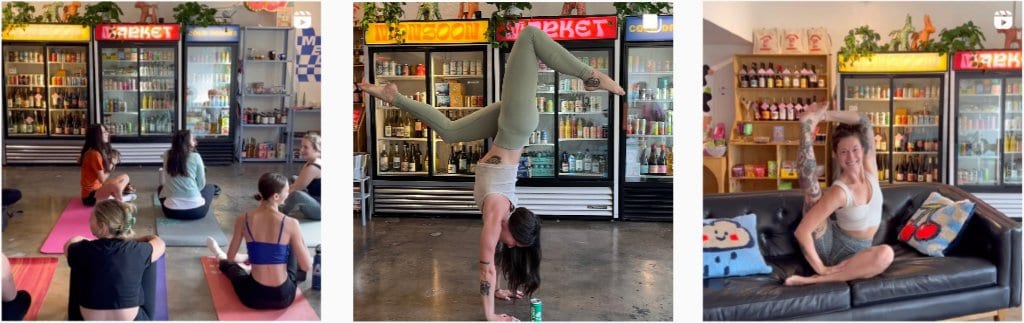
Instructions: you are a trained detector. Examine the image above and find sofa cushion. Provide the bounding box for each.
[850,244,997,307]
[703,272,850,320]
[898,192,976,257]
[703,213,773,278]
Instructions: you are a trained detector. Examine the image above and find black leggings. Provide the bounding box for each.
[157,184,215,220]
[219,253,304,310]
[67,261,155,321]
[2,290,31,320]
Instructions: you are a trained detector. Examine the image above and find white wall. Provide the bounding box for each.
[704,1,1023,130]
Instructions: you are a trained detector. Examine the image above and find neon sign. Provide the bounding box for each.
[96,24,180,41]
[497,16,618,41]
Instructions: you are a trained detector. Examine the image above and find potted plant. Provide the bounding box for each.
[838,25,883,68]
[612,2,673,28]
[173,2,219,28]
[922,21,986,54]
[416,2,441,21]
[359,2,407,44]
[77,1,124,27]
[2,2,38,33]
[704,122,727,157]
[484,2,532,49]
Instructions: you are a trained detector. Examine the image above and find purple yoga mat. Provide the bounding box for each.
[40,198,96,254]
[155,256,168,320]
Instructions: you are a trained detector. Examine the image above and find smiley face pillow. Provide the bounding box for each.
[703,213,772,278]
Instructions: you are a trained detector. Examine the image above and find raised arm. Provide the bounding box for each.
[822,109,877,176]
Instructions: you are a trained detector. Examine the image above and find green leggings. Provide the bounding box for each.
[391,26,594,149]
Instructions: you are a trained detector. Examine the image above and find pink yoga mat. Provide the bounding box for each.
[40,198,96,254]
[9,257,58,321]
[200,256,319,321]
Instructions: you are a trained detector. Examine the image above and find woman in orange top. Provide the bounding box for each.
[79,125,132,206]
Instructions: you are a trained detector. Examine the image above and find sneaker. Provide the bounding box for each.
[121,193,138,202]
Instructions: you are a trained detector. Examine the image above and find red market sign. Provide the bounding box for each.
[96,24,180,41]
[954,50,1022,71]
[496,16,618,42]
[245,1,288,12]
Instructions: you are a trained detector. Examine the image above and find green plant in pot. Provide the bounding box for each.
[416,2,441,21]
[173,2,219,28]
[838,25,883,68]
[78,1,124,27]
[359,2,407,44]
[612,2,673,28]
[2,2,38,33]
[484,2,532,49]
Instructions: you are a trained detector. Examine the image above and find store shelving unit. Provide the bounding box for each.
[237,27,293,163]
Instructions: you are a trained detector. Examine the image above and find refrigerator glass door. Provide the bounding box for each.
[431,51,486,178]
[1003,77,1022,185]
[4,45,47,137]
[372,50,427,176]
[956,77,1001,186]
[844,77,894,182]
[139,47,176,136]
[46,45,89,137]
[891,76,942,184]
[186,46,232,138]
[556,50,611,179]
[624,46,673,182]
[100,47,140,137]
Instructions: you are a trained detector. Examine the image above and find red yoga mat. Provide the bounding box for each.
[200,256,319,321]
[8,257,59,320]
[40,198,96,254]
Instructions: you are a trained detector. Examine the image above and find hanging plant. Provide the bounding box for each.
[612,2,673,28]
[416,2,441,21]
[173,2,219,27]
[838,25,883,68]
[484,2,532,49]
[922,21,986,54]
[2,2,38,33]
[77,1,124,27]
[359,2,407,44]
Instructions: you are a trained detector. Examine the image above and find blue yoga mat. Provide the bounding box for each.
[155,256,168,320]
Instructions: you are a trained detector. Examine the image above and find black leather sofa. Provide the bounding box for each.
[703,183,1021,320]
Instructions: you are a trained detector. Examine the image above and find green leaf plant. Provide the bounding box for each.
[359,2,407,44]
[838,25,883,68]
[484,2,532,49]
[2,2,38,33]
[612,2,673,29]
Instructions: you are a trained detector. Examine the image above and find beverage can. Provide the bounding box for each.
[530,298,542,321]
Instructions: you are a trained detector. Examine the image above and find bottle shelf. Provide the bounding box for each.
[434,173,475,177]
[377,75,425,81]
[241,123,287,128]
[8,108,47,111]
[559,138,607,141]
[4,62,43,65]
[526,143,554,147]
[6,85,45,88]
[557,112,605,115]
[630,72,673,76]
[889,151,940,155]
[103,111,139,115]
[244,59,289,64]
[558,173,606,177]
[379,171,428,175]
[638,174,673,179]
[738,87,828,91]
[379,137,428,142]
[48,108,87,112]
[960,94,1002,98]
[47,85,87,88]
[433,74,483,79]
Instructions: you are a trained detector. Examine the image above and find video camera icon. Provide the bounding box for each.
[994,10,1014,30]
[294,11,312,29]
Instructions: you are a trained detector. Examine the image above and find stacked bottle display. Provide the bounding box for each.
[5,46,90,137]
[1007,79,1023,185]
[742,97,821,121]
[241,107,288,124]
[558,149,610,176]
[521,149,555,178]
[441,143,482,175]
[240,136,287,160]
[848,84,940,99]
[884,155,940,183]
[738,62,826,89]
[636,141,672,176]
[380,109,430,139]
[378,142,429,174]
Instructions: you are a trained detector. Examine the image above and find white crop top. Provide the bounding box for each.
[832,173,883,231]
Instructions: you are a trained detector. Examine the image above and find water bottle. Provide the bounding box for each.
[312,244,321,290]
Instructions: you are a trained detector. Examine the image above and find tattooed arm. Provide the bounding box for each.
[479,198,513,321]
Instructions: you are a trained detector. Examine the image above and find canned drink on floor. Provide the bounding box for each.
[530,298,542,321]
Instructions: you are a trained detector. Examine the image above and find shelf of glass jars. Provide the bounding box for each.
[376,75,425,81]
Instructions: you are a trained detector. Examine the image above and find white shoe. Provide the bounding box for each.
[206,237,226,260]
[121,193,138,202]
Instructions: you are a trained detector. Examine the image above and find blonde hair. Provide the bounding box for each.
[92,200,137,239]
[303,131,321,156]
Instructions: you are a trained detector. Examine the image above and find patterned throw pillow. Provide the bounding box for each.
[898,192,977,257]
[703,213,772,278]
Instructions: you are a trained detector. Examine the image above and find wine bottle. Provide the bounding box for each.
[648,145,658,175]
[658,144,668,175]
[561,151,570,173]
[458,144,468,174]
[379,145,390,172]
[391,144,401,171]
[448,146,458,174]
[468,146,477,174]
[400,143,410,172]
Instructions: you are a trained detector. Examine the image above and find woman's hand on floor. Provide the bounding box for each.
[495,289,524,301]
[488,313,519,321]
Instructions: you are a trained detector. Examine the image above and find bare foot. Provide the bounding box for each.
[783,275,816,286]
[206,237,226,260]
[585,69,625,96]
[359,82,399,104]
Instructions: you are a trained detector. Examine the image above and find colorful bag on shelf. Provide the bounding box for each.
[752,28,781,54]
[781,28,808,54]
[807,27,832,54]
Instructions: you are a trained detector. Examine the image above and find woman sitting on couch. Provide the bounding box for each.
[784,100,894,286]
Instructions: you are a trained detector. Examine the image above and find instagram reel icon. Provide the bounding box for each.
[994,10,1014,30]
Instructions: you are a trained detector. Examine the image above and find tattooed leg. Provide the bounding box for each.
[798,116,824,214]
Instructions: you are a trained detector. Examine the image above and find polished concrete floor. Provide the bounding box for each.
[1,164,320,320]
[353,217,674,321]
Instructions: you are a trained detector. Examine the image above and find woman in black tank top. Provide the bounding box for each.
[282,132,322,220]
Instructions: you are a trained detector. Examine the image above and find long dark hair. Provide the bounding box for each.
[79,124,113,171]
[497,207,542,297]
[166,130,193,177]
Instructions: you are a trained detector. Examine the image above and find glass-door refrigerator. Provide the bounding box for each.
[839,53,947,184]
[94,24,180,163]
[183,25,240,165]
[950,50,1022,193]
[619,15,673,221]
[496,16,620,218]
[2,24,92,164]
[369,48,431,178]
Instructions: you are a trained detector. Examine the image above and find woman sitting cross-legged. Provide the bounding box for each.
[207,173,313,309]
[65,200,165,321]
[79,124,135,206]
[158,130,216,220]
[281,132,321,221]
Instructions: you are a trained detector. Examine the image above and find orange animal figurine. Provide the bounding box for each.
[561,2,587,16]
[457,2,479,19]
[998,28,1022,49]
[912,15,935,51]
[61,1,81,23]
[135,2,159,24]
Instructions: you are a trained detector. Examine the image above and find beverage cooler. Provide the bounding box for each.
[94,24,181,164]
[1,24,92,164]
[619,15,673,221]
[183,25,240,165]
[364,20,494,215]
[497,16,620,218]
[949,50,1022,217]
[838,53,948,184]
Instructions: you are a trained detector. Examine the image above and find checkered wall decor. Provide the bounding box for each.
[296,28,321,82]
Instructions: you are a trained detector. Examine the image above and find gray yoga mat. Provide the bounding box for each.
[153,194,229,247]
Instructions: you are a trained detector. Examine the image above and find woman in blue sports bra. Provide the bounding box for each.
[207,173,313,309]
[785,100,894,286]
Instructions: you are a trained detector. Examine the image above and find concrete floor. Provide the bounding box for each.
[1,164,320,320]
[353,217,674,321]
